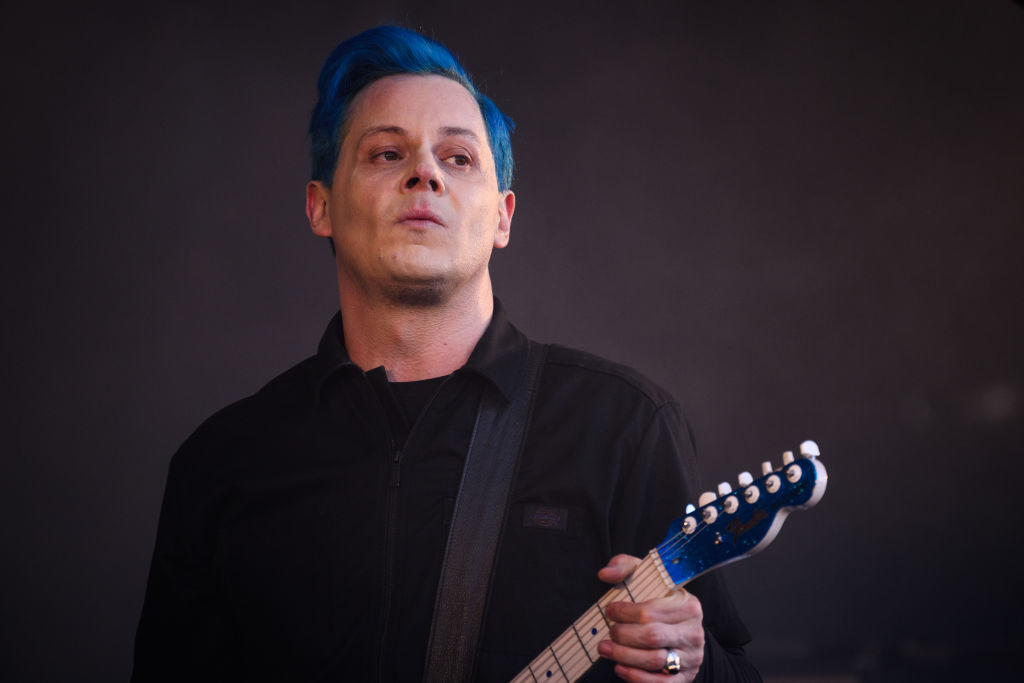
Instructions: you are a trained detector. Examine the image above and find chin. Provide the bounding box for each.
[383,278,452,307]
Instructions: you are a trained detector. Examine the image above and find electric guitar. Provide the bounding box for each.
[510,440,828,682]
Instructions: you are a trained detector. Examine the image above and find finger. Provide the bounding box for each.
[612,662,696,683]
[605,589,702,625]
[607,618,704,652]
[598,640,701,673]
[597,554,641,584]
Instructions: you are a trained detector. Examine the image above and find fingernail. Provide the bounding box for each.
[597,641,611,657]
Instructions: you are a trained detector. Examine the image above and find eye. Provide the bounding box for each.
[446,154,471,167]
[373,149,401,162]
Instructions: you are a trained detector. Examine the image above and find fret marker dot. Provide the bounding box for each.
[591,628,598,635]
[546,672,552,678]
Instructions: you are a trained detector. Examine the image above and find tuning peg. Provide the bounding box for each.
[737,471,753,487]
[761,461,773,476]
[702,505,718,524]
[717,482,732,496]
[698,491,716,507]
[800,440,820,457]
[743,484,760,504]
[685,503,696,514]
[782,451,795,465]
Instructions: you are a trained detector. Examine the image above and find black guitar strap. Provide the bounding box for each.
[422,340,548,683]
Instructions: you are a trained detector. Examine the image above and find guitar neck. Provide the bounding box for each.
[510,549,676,683]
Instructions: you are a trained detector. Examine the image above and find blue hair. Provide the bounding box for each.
[309,26,514,191]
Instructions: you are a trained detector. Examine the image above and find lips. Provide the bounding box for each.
[397,207,445,228]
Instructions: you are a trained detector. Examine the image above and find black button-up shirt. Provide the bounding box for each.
[133,301,758,682]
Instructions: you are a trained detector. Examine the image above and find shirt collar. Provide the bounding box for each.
[313,298,528,403]
[460,298,529,401]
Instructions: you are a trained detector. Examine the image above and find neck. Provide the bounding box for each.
[337,276,494,382]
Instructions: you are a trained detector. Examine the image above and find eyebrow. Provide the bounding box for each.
[356,125,481,146]
[356,125,405,146]
[439,127,480,143]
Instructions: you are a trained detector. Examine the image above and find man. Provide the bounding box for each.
[133,26,760,682]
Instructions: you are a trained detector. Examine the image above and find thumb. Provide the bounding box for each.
[597,554,641,585]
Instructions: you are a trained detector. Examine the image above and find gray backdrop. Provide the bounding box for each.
[3,1,1022,681]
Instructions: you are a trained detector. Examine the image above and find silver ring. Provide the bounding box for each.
[662,649,681,675]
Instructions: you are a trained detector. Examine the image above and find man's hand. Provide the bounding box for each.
[596,554,705,682]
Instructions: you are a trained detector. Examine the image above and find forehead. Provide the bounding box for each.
[344,74,487,143]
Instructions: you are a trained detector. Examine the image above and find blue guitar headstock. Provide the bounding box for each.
[657,440,828,586]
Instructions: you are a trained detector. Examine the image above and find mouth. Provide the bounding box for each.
[397,207,445,229]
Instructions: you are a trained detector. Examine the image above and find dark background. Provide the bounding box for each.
[3,1,1022,681]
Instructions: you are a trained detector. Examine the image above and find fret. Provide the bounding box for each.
[597,583,630,612]
[550,646,568,680]
[650,548,675,591]
[572,605,608,665]
[621,574,637,602]
[519,648,565,682]
[595,601,611,628]
[569,623,595,664]
[635,554,673,601]
[510,667,539,683]
[551,628,588,679]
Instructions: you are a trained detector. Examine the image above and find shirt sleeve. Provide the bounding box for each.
[132,442,228,682]
[610,401,763,683]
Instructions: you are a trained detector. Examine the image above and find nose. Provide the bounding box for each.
[403,154,444,194]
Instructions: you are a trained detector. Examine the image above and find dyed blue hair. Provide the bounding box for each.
[309,26,514,191]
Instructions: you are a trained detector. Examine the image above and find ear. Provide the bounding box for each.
[493,190,515,249]
[306,181,332,238]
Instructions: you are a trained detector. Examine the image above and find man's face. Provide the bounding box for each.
[308,73,514,306]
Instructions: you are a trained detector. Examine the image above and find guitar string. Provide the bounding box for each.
[660,514,712,560]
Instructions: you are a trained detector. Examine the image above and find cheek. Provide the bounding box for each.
[332,167,389,218]
[464,195,501,233]
[331,191,381,239]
